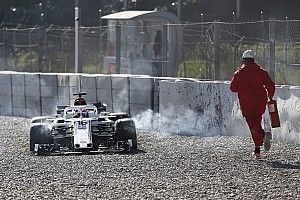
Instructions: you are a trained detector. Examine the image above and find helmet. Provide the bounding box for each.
[242,50,254,59]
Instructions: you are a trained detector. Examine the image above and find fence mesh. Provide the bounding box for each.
[1,19,300,85]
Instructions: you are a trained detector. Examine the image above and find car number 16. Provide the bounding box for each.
[77,121,87,129]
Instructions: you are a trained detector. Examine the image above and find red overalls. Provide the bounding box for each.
[230,63,275,147]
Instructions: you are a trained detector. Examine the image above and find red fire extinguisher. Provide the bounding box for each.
[267,99,281,128]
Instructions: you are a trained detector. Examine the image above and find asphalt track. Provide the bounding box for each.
[0,116,299,199]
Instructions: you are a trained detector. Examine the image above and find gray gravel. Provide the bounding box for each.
[0,116,299,200]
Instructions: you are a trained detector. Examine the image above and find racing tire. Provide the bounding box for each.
[114,118,137,152]
[29,124,53,151]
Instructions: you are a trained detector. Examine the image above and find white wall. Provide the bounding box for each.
[0,71,299,144]
[273,85,300,143]
[158,80,300,144]
[0,72,12,115]
[0,72,160,117]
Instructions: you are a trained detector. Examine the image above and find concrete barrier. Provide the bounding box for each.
[159,80,300,143]
[218,82,248,137]
[81,74,97,103]
[153,77,177,113]
[96,75,112,112]
[159,80,223,136]
[0,71,300,144]
[40,74,58,115]
[12,73,25,116]
[130,76,154,117]
[111,75,130,114]
[0,72,12,116]
[158,80,200,134]
[25,73,41,117]
[57,74,70,106]
[69,74,81,105]
[273,86,300,143]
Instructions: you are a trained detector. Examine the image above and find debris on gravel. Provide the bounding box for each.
[0,116,299,199]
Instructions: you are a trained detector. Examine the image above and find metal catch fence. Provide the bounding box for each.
[1,19,300,85]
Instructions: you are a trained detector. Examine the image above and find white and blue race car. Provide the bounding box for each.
[29,92,137,155]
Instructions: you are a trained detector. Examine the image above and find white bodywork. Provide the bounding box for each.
[73,119,92,149]
[30,102,137,155]
[31,105,99,150]
[64,105,97,149]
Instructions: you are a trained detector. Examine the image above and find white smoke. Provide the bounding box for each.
[132,105,220,137]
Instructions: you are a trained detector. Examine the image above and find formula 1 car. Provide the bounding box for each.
[29,92,137,155]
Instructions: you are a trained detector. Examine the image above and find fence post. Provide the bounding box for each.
[213,21,221,80]
[162,25,168,76]
[44,27,49,72]
[233,13,237,74]
[99,25,102,73]
[28,28,32,70]
[79,27,83,73]
[261,20,267,67]
[2,28,7,70]
[285,17,289,67]
[38,27,44,72]
[116,24,121,74]
[75,6,80,73]
[61,31,65,72]
[269,18,276,81]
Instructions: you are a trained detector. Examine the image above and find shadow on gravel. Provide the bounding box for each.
[266,161,300,170]
[116,149,147,155]
[28,149,147,157]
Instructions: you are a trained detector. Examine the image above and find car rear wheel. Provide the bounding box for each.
[114,118,137,152]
